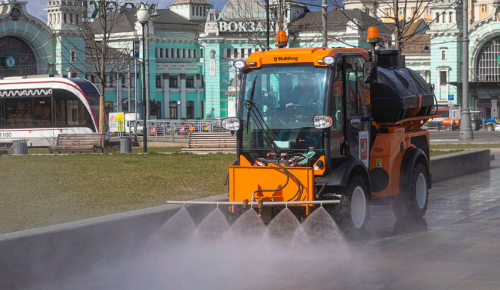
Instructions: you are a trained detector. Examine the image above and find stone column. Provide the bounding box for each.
[163,73,170,119]
[180,73,186,119]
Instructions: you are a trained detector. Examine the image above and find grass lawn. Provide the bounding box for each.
[431,143,500,150]
[0,142,487,234]
[0,151,235,234]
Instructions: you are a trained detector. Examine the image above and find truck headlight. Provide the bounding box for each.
[222,117,241,131]
[314,115,333,129]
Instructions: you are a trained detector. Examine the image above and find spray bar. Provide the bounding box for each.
[166,200,340,206]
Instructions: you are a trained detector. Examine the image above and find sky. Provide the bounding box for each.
[25,0,229,22]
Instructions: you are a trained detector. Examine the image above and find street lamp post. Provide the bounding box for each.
[137,3,150,153]
[460,0,473,140]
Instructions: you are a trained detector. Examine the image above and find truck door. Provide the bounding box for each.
[343,55,371,167]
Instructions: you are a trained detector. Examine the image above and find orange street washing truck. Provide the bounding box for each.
[168,28,437,233]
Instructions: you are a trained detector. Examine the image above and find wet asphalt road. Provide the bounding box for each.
[24,156,500,290]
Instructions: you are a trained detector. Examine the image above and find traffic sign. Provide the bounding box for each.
[448,94,454,101]
[133,41,140,58]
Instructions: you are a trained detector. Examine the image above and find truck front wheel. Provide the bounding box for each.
[330,174,370,232]
[393,163,429,220]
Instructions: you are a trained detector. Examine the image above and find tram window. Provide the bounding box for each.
[54,94,90,127]
[0,100,3,128]
[4,98,33,128]
[34,98,52,127]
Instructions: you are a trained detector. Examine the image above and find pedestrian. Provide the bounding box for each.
[437,122,441,131]
[452,120,457,131]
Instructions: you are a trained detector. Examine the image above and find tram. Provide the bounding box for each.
[0,77,101,146]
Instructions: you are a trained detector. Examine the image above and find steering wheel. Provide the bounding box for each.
[286,104,316,118]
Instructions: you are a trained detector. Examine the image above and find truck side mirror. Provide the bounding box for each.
[363,61,377,83]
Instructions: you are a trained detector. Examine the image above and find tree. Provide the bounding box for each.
[50,0,133,139]
[319,0,459,52]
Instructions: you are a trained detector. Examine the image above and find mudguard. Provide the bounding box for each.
[315,157,371,190]
[400,148,430,191]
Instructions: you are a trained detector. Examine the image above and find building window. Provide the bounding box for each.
[186,76,194,88]
[427,7,431,15]
[440,71,447,85]
[159,48,163,58]
[156,75,162,88]
[399,7,404,15]
[227,48,231,59]
[200,49,203,57]
[186,101,195,119]
[412,8,416,16]
[70,14,73,24]
[188,49,191,58]
[482,4,487,13]
[169,75,178,87]
[449,12,453,23]
[387,8,392,16]
[71,50,76,62]
[192,6,195,16]
[441,50,446,60]
[64,13,67,24]
[169,101,178,119]
[200,75,204,88]
[121,74,126,88]
[234,48,238,58]
[436,13,439,23]
[177,49,180,58]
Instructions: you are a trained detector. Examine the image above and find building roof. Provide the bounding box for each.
[171,0,212,6]
[399,19,431,55]
[98,8,204,33]
[153,9,205,32]
[289,10,394,34]
[400,34,430,55]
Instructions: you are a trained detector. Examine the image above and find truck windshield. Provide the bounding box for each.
[240,65,328,152]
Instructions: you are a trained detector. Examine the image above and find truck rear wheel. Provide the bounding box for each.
[331,174,370,232]
[393,163,428,220]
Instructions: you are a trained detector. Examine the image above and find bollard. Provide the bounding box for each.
[12,140,28,155]
[120,136,132,154]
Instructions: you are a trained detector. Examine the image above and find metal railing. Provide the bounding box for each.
[112,119,226,141]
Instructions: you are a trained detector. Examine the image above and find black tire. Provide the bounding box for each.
[329,174,370,232]
[487,125,493,132]
[393,163,429,220]
[445,125,451,131]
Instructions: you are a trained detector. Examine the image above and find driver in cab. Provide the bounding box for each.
[285,76,320,112]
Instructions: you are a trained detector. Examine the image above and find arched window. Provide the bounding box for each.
[476,36,500,81]
[0,36,38,78]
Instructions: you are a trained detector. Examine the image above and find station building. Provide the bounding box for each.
[0,0,500,119]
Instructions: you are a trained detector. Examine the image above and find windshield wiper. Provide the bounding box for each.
[244,77,280,154]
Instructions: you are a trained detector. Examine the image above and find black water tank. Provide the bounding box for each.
[370,49,434,122]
